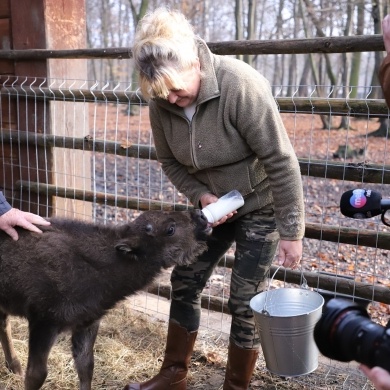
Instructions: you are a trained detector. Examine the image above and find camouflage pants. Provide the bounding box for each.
[169,208,279,349]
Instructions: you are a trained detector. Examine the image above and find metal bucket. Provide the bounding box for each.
[250,288,324,377]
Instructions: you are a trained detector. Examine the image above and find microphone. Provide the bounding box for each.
[340,189,390,219]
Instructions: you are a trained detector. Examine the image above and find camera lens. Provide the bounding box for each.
[314,298,390,370]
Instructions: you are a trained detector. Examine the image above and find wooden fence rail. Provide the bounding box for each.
[2,130,389,184]
[15,179,390,252]
[3,86,390,117]
[0,34,384,60]
[149,259,390,313]
[3,126,389,258]
[15,176,390,306]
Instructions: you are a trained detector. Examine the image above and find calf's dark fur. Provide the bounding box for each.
[0,209,210,390]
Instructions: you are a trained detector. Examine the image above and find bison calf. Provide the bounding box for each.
[0,209,210,390]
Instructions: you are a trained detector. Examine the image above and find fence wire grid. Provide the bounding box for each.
[1,76,390,389]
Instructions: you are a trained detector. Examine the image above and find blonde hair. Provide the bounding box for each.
[132,8,199,99]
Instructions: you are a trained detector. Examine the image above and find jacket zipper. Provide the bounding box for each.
[188,108,199,170]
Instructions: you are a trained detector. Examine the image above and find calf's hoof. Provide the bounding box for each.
[7,358,23,376]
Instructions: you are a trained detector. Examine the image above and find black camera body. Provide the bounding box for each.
[314,298,390,371]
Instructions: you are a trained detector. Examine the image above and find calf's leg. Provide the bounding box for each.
[72,321,100,390]
[0,311,22,375]
[25,321,60,390]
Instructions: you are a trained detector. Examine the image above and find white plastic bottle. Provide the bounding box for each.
[201,190,245,224]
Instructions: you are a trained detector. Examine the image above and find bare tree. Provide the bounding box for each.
[84,0,380,105]
[124,0,149,114]
[298,0,320,89]
[369,0,389,137]
[233,0,257,65]
[286,0,300,96]
[302,0,337,89]
[128,0,149,25]
[369,0,385,98]
[235,0,244,61]
[272,0,286,90]
[349,0,365,98]
[244,0,257,66]
[337,0,355,130]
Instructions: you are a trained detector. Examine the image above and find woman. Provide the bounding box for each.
[124,8,305,390]
[0,191,49,240]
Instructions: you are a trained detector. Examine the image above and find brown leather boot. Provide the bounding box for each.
[123,321,197,390]
[223,341,259,390]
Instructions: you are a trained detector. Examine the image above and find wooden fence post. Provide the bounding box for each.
[0,0,50,215]
[4,0,91,218]
[43,0,91,219]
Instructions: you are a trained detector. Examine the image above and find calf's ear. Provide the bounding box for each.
[115,237,140,254]
[115,242,132,253]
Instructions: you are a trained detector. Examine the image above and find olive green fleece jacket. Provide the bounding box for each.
[149,39,305,240]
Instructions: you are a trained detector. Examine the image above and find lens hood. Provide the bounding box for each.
[314,298,370,361]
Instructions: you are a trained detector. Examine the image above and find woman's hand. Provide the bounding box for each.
[277,239,303,269]
[200,193,236,227]
[0,208,50,241]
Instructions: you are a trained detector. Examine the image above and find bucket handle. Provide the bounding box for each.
[261,266,281,316]
[261,267,309,316]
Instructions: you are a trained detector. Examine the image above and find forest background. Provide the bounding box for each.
[86,0,389,102]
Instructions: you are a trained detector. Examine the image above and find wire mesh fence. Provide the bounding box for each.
[1,75,389,388]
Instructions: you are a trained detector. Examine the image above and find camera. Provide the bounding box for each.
[313,298,390,371]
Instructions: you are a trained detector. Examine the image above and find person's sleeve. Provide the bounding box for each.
[0,191,12,216]
[232,74,305,240]
[379,55,390,108]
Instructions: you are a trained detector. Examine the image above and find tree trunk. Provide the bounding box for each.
[127,0,149,116]
[235,0,244,62]
[287,0,300,96]
[349,0,365,98]
[243,0,256,66]
[368,0,385,99]
[369,0,389,136]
